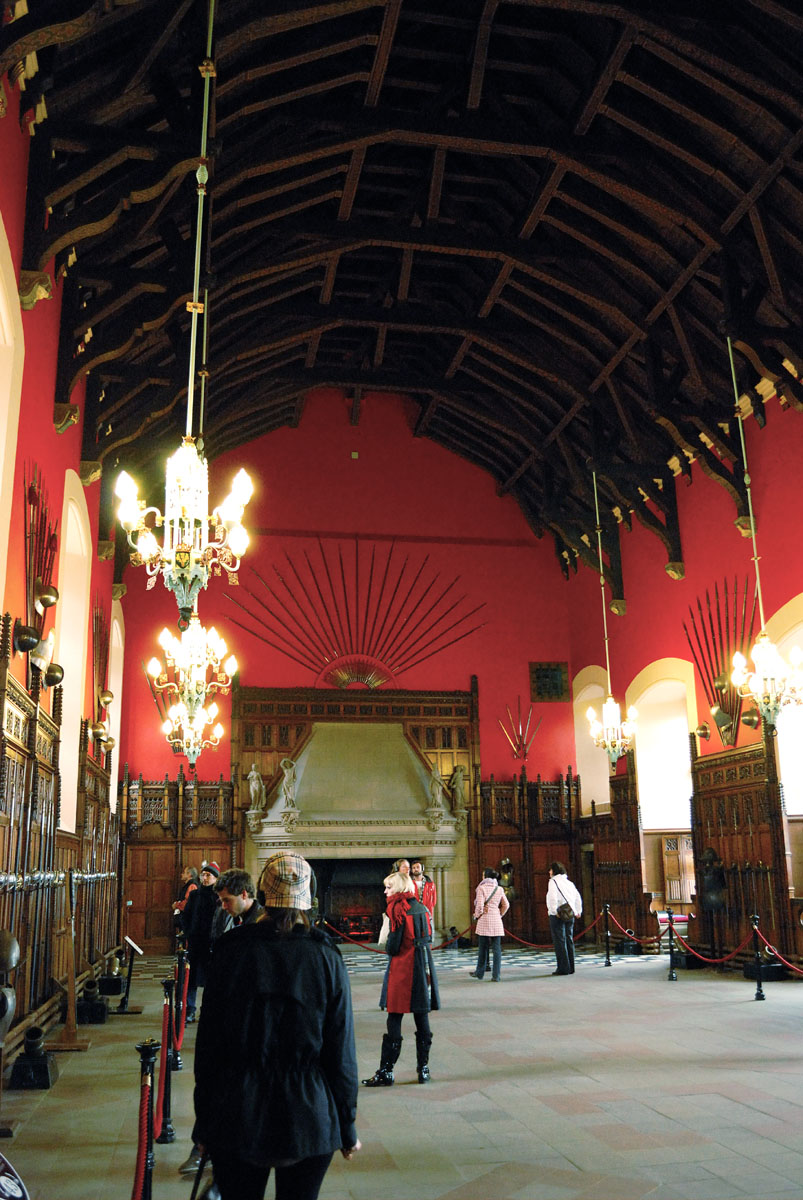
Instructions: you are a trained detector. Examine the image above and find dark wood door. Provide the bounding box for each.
[126,844,177,954]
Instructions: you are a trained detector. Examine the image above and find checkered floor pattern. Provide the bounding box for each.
[134,939,657,989]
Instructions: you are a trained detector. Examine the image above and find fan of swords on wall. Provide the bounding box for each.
[224,537,487,688]
[683,577,758,746]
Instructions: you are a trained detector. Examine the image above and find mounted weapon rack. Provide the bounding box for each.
[0,613,122,1054]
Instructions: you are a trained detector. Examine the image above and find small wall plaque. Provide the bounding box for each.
[529,661,569,703]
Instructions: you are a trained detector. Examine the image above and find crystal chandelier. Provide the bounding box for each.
[115,455,252,629]
[727,336,803,729]
[146,608,237,766]
[161,701,225,769]
[114,1,252,630]
[586,470,637,768]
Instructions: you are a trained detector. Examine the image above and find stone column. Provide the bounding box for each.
[433,864,447,937]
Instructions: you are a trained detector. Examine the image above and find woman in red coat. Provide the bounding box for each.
[362,872,440,1087]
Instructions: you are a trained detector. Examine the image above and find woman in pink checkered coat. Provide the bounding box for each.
[470,868,510,982]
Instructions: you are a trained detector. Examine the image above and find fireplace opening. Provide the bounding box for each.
[310,857,397,942]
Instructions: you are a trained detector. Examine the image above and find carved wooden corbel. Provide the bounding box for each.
[79,461,102,487]
[111,583,127,602]
[19,269,52,310]
[53,402,79,434]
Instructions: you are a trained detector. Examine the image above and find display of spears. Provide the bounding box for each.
[683,576,757,746]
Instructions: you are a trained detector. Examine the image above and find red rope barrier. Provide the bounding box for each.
[672,927,754,964]
[152,1000,170,1141]
[755,928,803,976]
[607,911,664,945]
[323,921,388,953]
[432,923,473,949]
[505,929,555,949]
[130,1072,150,1200]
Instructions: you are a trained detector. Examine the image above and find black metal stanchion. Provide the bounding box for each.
[173,948,187,1063]
[155,980,176,1144]
[135,1038,160,1200]
[666,906,677,982]
[750,913,765,1001]
[169,965,183,1072]
[603,903,611,967]
[114,937,144,1016]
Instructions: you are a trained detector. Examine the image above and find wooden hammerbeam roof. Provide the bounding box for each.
[3,0,803,593]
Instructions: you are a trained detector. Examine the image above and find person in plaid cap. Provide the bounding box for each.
[193,851,360,1200]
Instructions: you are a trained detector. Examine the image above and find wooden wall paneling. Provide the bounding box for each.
[690,733,797,961]
[585,751,654,940]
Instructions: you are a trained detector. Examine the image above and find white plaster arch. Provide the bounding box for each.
[107,600,125,811]
[627,658,697,831]
[0,212,25,607]
[572,664,610,814]
[54,471,92,832]
[760,594,803,815]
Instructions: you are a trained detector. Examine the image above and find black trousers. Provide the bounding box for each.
[212,1151,334,1200]
[386,1010,431,1040]
[549,914,575,974]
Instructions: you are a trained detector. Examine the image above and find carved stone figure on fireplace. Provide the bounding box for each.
[429,763,445,808]
[248,763,266,811]
[280,758,297,808]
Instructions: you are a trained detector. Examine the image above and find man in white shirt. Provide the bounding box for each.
[546,861,582,976]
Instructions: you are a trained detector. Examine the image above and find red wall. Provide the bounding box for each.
[1,75,111,723]
[118,391,803,784]
[565,403,801,755]
[118,390,574,780]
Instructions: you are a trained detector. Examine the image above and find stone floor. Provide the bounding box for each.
[3,943,803,1200]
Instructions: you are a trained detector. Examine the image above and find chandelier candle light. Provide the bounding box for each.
[727,336,803,729]
[146,608,237,767]
[114,0,253,630]
[586,470,637,769]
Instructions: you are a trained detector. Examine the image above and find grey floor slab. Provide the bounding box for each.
[2,946,802,1200]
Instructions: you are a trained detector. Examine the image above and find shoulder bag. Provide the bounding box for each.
[554,881,575,922]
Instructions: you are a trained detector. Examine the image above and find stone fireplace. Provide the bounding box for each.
[245,721,470,935]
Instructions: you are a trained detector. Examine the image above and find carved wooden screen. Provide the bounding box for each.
[584,750,655,940]
[690,734,796,960]
[476,765,580,942]
[120,766,234,953]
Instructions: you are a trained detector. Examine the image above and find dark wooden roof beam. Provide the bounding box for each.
[573,24,636,136]
[365,0,403,107]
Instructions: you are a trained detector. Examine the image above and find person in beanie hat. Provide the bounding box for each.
[193,851,360,1200]
[180,862,222,1023]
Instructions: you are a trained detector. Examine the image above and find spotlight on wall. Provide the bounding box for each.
[741,708,761,730]
[695,723,711,741]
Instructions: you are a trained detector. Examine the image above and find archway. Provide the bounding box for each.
[54,472,92,831]
[0,212,25,608]
[572,664,610,814]
[107,601,125,811]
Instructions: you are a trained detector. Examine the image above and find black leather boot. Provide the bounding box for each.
[415,1032,432,1083]
[361,1034,402,1086]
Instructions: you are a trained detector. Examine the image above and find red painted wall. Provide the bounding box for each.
[565,404,801,755]
[118,390,574,781]
[117,391,803,785]
[1,75,110,727]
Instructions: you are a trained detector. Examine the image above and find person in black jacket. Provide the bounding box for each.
[181,861,221,1022]
[193,851,361,1200]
